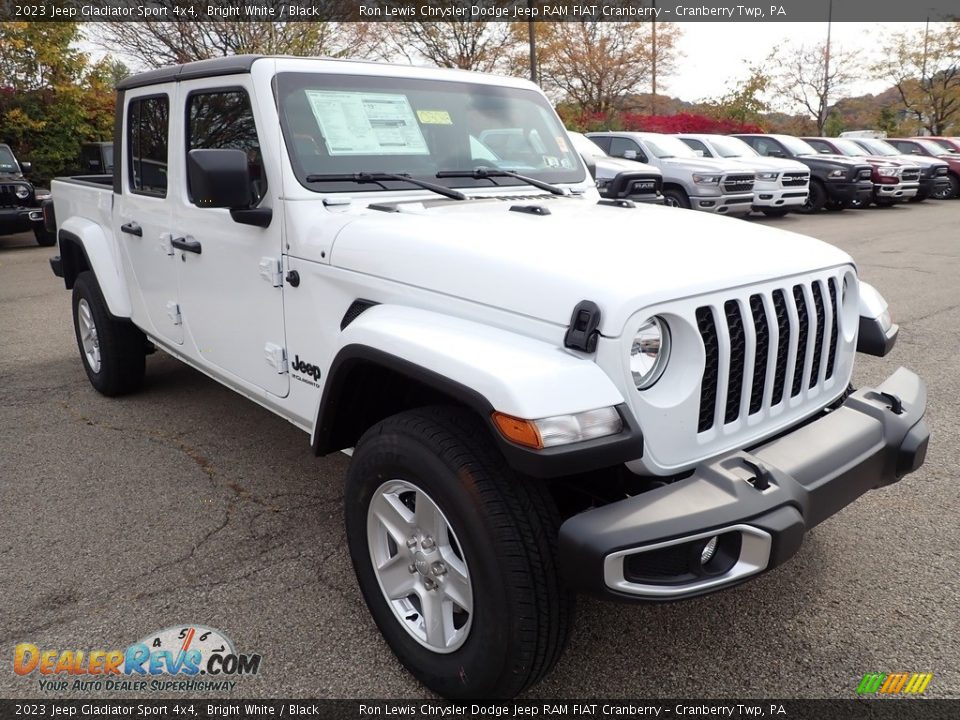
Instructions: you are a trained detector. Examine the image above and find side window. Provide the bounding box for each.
[589,135,612,153]
[128,95,169,196]
[609,137,643,161]
[682,138,710,157]
[806,139,831,154]
[753,138,779,157]
[187,89,266,206]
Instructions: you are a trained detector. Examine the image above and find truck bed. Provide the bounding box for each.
[51,175,114,243]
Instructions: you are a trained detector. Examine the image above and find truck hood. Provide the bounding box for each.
[796,154,870,169]
[659,157,748,175]
[327,196,852,336]
[720,156,808,173]
[593,156,661,180]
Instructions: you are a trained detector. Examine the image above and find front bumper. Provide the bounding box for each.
[875,181,919,201]
[690,192,753,215]
[751,185,808,209]
[559,367,928,601]
[825,180,874,205]
[0,207,35,234]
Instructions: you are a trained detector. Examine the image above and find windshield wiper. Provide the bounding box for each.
[435,168,569,196]
[304,172,467,201]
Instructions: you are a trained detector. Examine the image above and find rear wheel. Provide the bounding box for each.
[71,271,146,396]
[344,406,573,699]
[799,181,826,213]
[663,188,691,209]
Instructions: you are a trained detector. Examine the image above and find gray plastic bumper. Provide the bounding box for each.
[559,367,928,601]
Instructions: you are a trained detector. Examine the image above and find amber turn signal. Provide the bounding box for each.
[491,412,543,449]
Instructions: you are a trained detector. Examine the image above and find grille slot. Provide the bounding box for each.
[826,279,839,379]
[809,282,826,387]
[723,301,746,424]
[901,168,921,182]
[696,307,719,433]
[694,276,844,435]
[0,184,22,208]
[748,295,769,415]
[791,285,809,397]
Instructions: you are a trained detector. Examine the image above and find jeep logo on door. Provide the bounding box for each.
[291,355,321,382]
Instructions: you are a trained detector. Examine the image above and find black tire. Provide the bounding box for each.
[934,174,960,199]
[662,188,691,209]
[33,226,56,247]
[345,406,573,699]
[798,181,826,213]
[825,199,847,211]
[71,271,146,396]
[760,209,789,218]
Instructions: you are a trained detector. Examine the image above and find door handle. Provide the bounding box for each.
[120,222,142,237]
[171,237,202,255]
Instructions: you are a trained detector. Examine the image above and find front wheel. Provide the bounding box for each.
[344,406,573,699]
[798,181,826,213]
[662,188,691,209]
[933,174,960,199]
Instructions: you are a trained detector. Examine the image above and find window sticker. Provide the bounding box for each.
[304,90,429,156]
[555,135,568,152]
[416,110,453,125]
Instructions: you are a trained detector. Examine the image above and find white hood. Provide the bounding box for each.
[325,196,852,336]
[720,156,809,173]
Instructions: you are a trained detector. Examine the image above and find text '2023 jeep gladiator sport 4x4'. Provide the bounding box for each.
[48,57,929,699]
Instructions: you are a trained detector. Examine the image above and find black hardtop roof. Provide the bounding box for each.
[116,55,265,91]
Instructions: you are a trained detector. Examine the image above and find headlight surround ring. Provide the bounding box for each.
[14,185,30,200]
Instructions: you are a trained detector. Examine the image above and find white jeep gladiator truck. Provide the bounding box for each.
[48,56,929,699]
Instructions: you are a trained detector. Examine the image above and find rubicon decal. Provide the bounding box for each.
[14,625,262,693]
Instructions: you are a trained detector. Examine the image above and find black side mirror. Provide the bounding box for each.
[187,149,271,227]
[19,161,32,175]
[607,171,661,199]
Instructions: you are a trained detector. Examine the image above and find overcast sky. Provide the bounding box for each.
[667,22,927,103]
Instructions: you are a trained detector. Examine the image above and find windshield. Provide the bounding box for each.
[858,139,898,156]
[276,72,584,193]
[642,135,698,159]
[0,146,19,173]
[831,139,867,156]
[779,136,819,156]
[913,138,950,156]
[568,131,607,159]
[707,136,758,158]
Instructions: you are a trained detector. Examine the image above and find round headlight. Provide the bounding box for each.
[14,185,30,200]
[630,316,671,390]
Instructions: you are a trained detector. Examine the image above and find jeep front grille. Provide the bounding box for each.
[780,173,809,187]
[0,184,22,208]
[722,174,755,193]
[695,277,843,433]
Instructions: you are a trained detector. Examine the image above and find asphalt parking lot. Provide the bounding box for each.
[1,200,958,700]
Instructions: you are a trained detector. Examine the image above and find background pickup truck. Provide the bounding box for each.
[802,136,921,206]
[675,133,810,216]
[847,137,952,202]
[0,143,54,246]
[568,131,663,204]
[48,55,929,700]
[587,130,755,215]
[734,133,874,212]
[886,137,960,199]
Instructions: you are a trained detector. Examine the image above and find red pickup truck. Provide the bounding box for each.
[887,138,960,198]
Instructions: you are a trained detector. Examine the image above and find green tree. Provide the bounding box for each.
[705,65,770,125]
[0,22,117,182]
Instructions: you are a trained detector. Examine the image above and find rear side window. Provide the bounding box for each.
[187,89,266,206]
[127,95,169,196]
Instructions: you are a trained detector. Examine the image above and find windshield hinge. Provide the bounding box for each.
[564,300,602,353]
[165,301,181,327]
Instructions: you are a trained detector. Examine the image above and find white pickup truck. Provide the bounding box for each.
[49,56,929,699]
